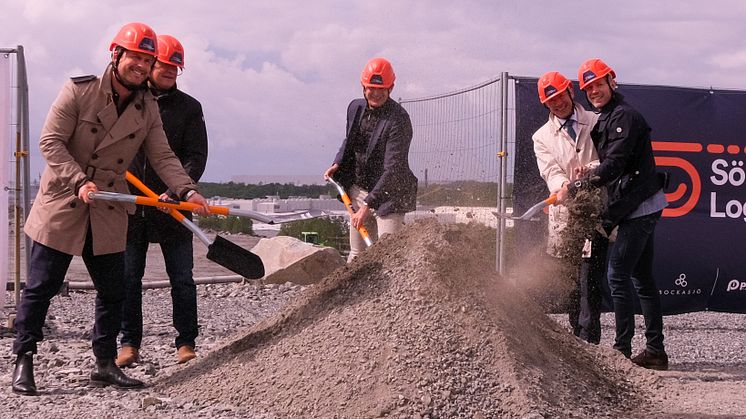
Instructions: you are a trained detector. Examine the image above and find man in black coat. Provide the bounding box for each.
[117,34,208,366]
[558,58,668,370]
[324,57,417,261]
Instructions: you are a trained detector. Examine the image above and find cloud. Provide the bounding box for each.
[3,0,746,181]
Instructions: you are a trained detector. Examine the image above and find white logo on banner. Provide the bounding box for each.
[726,280,746,292]
[660,272,702,296]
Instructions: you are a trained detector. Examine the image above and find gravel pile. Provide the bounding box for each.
[157,220,655,418]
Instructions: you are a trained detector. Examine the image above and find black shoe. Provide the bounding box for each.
[12,352,37,396]
[90,358,145,389]
[631,349,669,371]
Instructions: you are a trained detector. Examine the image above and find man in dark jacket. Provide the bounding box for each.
[117,34,208,367]
[323,57,417,261]
[558,58,668,370]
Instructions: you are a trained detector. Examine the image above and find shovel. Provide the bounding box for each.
[493,194,557,221]
[124,172,265,279]
[87,191,319,224]
[327,178,373,247]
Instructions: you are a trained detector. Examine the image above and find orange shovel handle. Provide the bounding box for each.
[125,172,186,222]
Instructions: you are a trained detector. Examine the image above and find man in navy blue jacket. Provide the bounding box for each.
[117,34,208,367]
[558,58,668,370]
[324,57,417,261]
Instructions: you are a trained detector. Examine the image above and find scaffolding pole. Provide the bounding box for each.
[1,45,31,328]
[496,72,509,275]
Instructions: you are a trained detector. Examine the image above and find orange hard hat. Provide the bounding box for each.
[537,71,572,104]
[361,57,395,88]
[109,22,158,57]
[156,34,185,68]
[578,58,616,90]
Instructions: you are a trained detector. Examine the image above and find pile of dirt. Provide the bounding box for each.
[556,187,605,264]
[158,219,655,418]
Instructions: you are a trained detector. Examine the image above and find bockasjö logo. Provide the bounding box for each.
[652,141,746,220]
[660,273,702,296]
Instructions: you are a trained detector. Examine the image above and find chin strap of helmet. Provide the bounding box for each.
[111,47,149,91]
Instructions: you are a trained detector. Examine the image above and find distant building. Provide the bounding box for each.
[230,175,325,186]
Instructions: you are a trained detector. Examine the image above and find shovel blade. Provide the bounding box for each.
[206,235,265,279]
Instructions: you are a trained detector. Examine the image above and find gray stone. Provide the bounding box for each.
[251,236,345,285]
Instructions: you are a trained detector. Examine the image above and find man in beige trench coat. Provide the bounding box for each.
[10,22,209,396]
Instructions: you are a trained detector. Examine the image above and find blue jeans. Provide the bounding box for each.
[120,228,198,350]
[607,211,664,357]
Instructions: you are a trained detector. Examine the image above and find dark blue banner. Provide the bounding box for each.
[514,77,746,314]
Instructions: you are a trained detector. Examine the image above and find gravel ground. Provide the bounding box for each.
[0,281,306,418]
[552,311,746,418]
[2,288,743,418]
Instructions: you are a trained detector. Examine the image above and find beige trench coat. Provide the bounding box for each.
[24,65,197,256]
[532,104,599,257]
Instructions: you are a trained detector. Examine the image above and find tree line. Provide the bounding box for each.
[197,182,335,199]
[198,180,503,207]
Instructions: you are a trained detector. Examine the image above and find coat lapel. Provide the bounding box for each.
[96,102,118,138]
[365,101,392,158]
[95,94,144,151]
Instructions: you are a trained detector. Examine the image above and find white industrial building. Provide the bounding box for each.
[207,195,499,236]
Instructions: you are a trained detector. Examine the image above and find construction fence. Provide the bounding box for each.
[1,46,31,319]
[400,74,746,315]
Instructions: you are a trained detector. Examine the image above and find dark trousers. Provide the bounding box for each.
[13,230,125,360]
[120,228,198,350]
[567,232,609,344]
[607,211,664,357]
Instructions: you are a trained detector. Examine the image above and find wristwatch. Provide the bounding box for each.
[184,189,197,200]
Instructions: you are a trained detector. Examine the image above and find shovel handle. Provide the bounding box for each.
[89,190,306,225]
[125,172,186,221]
[327,178,373,247]
[125,172,214,246]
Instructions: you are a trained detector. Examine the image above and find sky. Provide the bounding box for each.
[2,0,746,182]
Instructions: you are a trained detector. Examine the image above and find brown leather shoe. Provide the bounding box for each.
[115,346,139,367]
[177,345,196,364]
[631,349,669,371]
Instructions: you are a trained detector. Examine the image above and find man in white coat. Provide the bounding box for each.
[532,71,608,344]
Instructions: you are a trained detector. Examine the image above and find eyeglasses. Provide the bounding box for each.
[154,60,183,76]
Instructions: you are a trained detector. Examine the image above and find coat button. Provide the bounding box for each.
[92,153,99,160]
[69,202,77,208]
[117,158,124,164]
[135,104,142,110]
[108,182,114,187]
[91,127,98,133]
[129,134,135,139]
[108,205,114,210]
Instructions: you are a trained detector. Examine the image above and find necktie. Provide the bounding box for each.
[565,119,577,141]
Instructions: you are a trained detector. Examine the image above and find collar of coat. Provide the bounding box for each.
[149,82,178,100]
[596,92,624,116]
[549,103,593,133]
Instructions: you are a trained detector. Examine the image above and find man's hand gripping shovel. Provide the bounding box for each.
[124,172,265,279]
[326,178,373,247]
